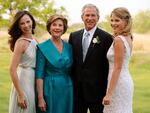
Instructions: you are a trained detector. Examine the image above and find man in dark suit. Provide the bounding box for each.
[69,4,113,113]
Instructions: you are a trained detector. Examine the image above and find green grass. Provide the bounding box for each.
[0,37,150,113]
[130,53,150,113]
[0,37,11,113]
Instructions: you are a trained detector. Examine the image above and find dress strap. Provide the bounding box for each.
[17,38,32,42]
[31,39,38,47]
[18,38,37,48]
[117,35,131,55]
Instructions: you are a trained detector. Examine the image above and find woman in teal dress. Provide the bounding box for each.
[35,15,73,113]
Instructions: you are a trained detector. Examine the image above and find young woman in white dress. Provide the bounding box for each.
[103,7,134,113]
[8,10,37,113]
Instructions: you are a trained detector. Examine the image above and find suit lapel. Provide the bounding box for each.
[77,30,84,64]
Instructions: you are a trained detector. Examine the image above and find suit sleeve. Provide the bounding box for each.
[68,33,73,45]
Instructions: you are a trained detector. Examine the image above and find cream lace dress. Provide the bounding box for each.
[9,38,37,113]
[103,36,134,113]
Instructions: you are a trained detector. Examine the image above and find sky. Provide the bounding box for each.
[54,0,150,24]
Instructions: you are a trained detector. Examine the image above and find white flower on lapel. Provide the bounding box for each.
[92,36,100,47]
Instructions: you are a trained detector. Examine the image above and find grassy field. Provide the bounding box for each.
[0,31,150,113]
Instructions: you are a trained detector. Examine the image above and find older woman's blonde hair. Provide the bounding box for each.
[111,7,132,37]
[46,14,68,34]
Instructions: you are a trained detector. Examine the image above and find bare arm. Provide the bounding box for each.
[9,40,28,108]
[103,37,124,105]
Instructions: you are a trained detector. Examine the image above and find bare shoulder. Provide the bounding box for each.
[114,36,124,45]
[15,38,28,47]
[14,38,30,53]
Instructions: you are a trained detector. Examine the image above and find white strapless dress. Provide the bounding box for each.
[103,36,134,113]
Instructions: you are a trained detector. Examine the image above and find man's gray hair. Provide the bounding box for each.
[81,4,100,17]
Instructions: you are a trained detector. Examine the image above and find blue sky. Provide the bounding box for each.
[54,0,150,24]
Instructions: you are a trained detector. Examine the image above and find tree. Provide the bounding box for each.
[133,10,150,33]
[0,0,67,28]
[98,15,112,34]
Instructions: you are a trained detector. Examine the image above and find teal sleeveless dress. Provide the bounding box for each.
[35,39,73,113]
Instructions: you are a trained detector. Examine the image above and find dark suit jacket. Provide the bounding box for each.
[69,27,113,103]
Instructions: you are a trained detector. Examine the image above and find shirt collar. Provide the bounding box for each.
[84,26,97,37]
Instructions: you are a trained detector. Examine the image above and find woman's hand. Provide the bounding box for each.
[102,94,112,105]
[17,95,27,109]
[38,98,46,112]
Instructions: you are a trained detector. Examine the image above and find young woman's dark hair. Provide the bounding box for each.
[8,10,36,51]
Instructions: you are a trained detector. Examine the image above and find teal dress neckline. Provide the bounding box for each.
[48,39,65,55]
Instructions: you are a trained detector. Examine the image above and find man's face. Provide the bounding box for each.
[81,7,99,31]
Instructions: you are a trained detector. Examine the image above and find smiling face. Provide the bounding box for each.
[110,7,132,36]
[110,14,127,35]
[81,7,99,31]
[19,14,33,35]
[49,19,64,39]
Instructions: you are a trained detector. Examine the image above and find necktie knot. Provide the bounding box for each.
[84,32,90,38]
